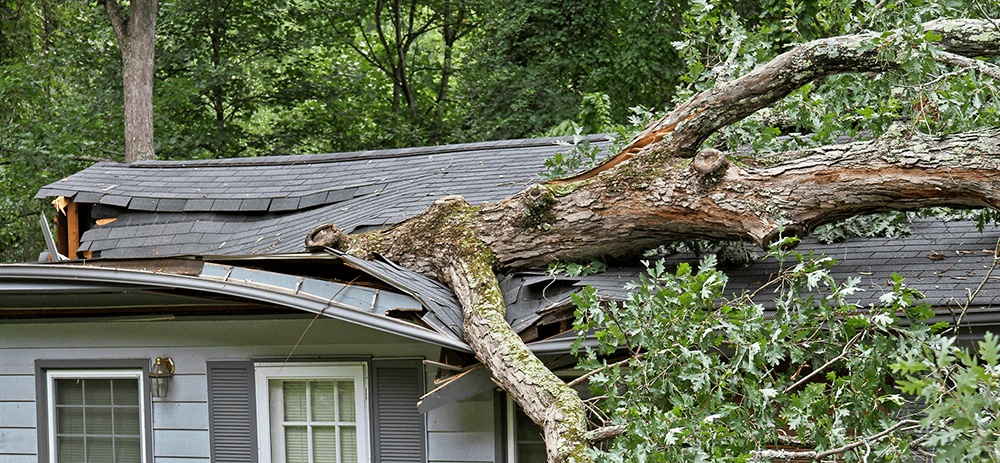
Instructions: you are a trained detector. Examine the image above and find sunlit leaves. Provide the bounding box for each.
[572,245,954,461]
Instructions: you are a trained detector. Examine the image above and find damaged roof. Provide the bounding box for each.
[37,136,610,258]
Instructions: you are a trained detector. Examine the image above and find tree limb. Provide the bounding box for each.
[751,419,922,460]
[100,0,127,51]
[935,50,1000,80]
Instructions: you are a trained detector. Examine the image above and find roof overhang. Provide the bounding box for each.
[0,263,472,352]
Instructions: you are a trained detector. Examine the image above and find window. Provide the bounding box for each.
[43,368,149,463]
[255,363,369,463]
[506,397,545,463]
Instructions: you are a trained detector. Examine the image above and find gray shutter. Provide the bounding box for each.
[371,359,426,463]
[207,361,258,463]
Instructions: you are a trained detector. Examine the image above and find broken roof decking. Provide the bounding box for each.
[37,135,611,258]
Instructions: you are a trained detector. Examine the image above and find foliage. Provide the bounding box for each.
[456,0,685,141]
[548,259,608,278]
[895,333,1000,461]
[572,243,954,462]
[538,129,607,181]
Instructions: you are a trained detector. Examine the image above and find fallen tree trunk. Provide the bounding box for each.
[341,17,1000,462]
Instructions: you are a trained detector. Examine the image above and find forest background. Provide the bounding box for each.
[1,0,998,263]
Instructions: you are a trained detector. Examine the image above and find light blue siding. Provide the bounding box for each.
[428,432,495,462]
[0,403,34,428]
[0,454,38,463]
[0,429,35,454]
[427,391,496,463]
[0,377,33,401]
[157,375,207,402]
[153,402,208,430]
[153,429,211,458]
[154,458,211,463]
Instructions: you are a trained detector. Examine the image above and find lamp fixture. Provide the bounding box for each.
[149,356,175,398]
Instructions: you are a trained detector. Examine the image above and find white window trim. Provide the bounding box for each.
[506,396,517,463]
[254,362,370,463]
[45,368,149,463]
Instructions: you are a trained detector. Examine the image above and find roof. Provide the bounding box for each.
[37,135,611,258]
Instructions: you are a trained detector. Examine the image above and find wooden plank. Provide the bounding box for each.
[152,429,210,458]
[426,393,493,432]
[418,366,495,413]
[0,402,36,428]
[67,199,79,259]
[0,376,35,401]
[152,402,208,430]
[0,428,36,454]
[427,432,494,462]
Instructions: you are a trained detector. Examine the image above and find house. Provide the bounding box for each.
[2,135,999,462]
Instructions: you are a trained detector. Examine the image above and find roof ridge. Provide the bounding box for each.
[128,134,614,169]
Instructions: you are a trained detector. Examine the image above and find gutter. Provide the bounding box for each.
[0,264,472,353]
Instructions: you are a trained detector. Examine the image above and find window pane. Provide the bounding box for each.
[56,379,83,405]
[115,437,142,463]
[87,437,114,461]
[85,407,113,435]
[285,426,308,463]
[311,381,336,422]
[86,380,112,405]
[338,381,355,422]
[113,379,139,405]
[313,426,337,463]
[283,382,307,422]
[57,407,84,434]
[57,436,84,463]
[114,407,141,435]
[341,426,357,463]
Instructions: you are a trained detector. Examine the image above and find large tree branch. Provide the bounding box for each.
[555,18,1000,184]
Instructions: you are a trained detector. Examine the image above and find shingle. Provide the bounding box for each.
[81,227,112,241]
[155,198,188,211]
[184,199,215,211]
[74,191,104,203]
[128,198,158,211]
[269,197,300,212]
[326,187,358,203]
[240,198,271,211]
[99,195,132,207]
[162,222,195,235]
[298,191,328,209]
[107,227,136,240]
[213,199,243,211]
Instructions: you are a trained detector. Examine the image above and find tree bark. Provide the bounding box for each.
[103,0,157,163]
[340,18,1000,462]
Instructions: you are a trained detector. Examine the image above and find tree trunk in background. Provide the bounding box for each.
[103,0,157,163]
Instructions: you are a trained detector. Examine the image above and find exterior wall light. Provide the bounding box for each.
[149,356,175,398]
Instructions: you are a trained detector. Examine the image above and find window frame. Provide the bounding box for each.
[505,395,546,463]
[254,362,370,463]
[34,359,154,463]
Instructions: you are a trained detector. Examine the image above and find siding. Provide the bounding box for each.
[426,391,496,463]
[0,317,440,463]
